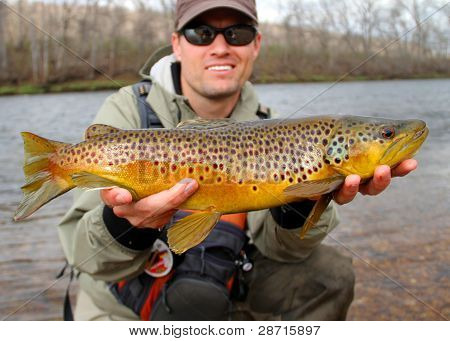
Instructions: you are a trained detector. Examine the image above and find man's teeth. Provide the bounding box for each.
[208,65,232,71]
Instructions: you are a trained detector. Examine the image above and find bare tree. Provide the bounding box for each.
[55,0,77,80]
[41,2,50,84]
[159,0,176,37]
[355,0,380,56]
[0,0,8,80]
[106,0,127,76]
[28,3,40,83]
[397,0,435,59]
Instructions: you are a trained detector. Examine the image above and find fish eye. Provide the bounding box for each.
[381,126,395,139]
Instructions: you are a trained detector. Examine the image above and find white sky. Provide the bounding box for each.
[22,0,286,23]
[21,0,450,25]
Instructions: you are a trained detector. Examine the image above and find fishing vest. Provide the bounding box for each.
[108,80,269,320]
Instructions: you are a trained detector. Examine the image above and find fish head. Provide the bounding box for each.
[323,116,428,179]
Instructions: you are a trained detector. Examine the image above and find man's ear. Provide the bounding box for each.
[253,32,262,59]
[172,32,182,61]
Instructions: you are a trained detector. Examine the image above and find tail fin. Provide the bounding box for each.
[14,132,74,221]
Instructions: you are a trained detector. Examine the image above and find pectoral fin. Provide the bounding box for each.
[300,193,333,239]
[167,211,222,254]
[71,172,139,200]
[284,176,344,198]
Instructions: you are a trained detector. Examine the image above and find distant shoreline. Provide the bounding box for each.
[1,74,449,96]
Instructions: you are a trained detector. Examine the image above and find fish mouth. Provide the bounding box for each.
[380,123,428,165]
[412,126,428,141]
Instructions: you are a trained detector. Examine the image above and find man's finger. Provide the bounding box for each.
[391,159,417,177]
[140,178,198,212]
[360,165,391,196]
[100,188,133,207]
[113,178,198,219]
[333,175,360,205]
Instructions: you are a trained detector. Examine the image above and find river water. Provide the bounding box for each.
[0,79,449,320]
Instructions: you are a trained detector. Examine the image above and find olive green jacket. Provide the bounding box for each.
[58,54,340,317]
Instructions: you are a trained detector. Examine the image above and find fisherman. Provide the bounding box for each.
[58,0,418,320]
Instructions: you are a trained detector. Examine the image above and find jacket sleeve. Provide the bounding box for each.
[247,201,340,262]
[57,87,157,282]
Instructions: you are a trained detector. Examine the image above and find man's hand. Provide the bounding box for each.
[100,178,198,229]
[333,159,418,205]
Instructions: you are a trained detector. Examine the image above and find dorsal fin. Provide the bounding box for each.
[176,118,237,130]
[84,124,122,140]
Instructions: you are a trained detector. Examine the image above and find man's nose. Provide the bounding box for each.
[209,33,230,56]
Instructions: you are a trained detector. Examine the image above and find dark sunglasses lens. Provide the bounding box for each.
[184,26,215,45]
[224,26,256,46]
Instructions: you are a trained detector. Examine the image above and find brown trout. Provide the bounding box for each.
[14,116,428,253]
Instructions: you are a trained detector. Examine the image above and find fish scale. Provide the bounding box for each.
[15,115,428,253]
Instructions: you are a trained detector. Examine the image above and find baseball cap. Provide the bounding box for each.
[175,0,258,31]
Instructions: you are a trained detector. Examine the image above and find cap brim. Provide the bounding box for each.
[177,2,257,30]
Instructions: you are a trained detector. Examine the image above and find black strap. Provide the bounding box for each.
[132,80,164,129]
[256,104,271,119]
[56,260,75,321]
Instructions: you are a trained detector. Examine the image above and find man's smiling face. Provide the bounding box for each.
[172,8,261,100]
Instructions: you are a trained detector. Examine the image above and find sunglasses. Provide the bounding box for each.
[181,24,257,46]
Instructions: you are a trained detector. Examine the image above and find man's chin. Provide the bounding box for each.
[201,84,241,100]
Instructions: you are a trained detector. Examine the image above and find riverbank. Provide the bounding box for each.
[1,73,448,96]
[0,79,129,96]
